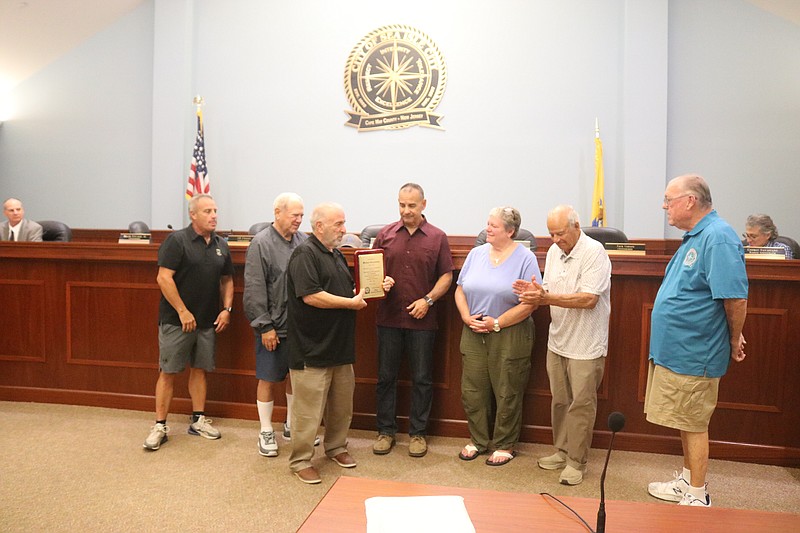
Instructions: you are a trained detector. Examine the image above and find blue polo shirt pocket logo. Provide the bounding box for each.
[683,248,698,268]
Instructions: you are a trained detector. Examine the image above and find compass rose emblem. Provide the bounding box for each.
[344,25,447,131]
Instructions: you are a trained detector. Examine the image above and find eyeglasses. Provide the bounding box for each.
[662,194,693,207]
[742,232,763,240]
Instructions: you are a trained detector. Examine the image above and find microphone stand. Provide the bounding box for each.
[597,412,624,533]
[596,430,616,533]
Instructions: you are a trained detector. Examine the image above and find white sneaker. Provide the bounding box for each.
[143,423,169,450]
[648,471,689,502]
[188,415,221,439]
[538,451,567,470]
[559,464,584,486]
[678,491,712,507]
[283,424,320,446]
[258,430,278,457]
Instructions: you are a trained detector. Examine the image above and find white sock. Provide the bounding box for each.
[256,400,274,432]
[285,393,294,428]
[688,484,707,499]
[682,467,692,481]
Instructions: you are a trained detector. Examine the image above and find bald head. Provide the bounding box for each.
[311,203,346,250]
[3,198,25,226]
[547,205,581,254]
[273,192,304,239]
[668,174,713,208]
[547,205,580,227]
[663,174,714,231]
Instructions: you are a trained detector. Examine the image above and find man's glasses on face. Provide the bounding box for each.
[663,194,692,207]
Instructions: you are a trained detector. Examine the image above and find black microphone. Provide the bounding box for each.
[597,412,625,533]
[167,224,174,230]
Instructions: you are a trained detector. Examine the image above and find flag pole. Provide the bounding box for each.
[595,116,600,139]
[186,95,209,203]
[193,94,204,130]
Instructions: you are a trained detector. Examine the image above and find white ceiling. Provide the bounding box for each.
[0,0,143,92]
[0,0,798,93]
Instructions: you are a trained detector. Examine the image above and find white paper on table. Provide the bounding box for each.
[365,495,476,533]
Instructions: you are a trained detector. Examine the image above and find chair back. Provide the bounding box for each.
[581,226,628,246]
[338,234,363,248]
[127,221,150,233]
[775,236,800,259]
[38,220,73,242]
[359,224,388,247]
[474,228,537,251]
[249,222,271,235]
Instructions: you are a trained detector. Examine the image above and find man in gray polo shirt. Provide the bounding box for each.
[244,192,314,458]
[514,205,611,486]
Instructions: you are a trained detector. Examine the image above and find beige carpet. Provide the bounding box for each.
[1,401,798,532]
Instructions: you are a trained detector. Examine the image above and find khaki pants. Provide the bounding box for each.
[546,349,605,470]
[288,364,354,472]
[644,361,719,432]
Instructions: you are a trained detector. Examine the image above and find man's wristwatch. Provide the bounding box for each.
[493,319,501,333]
[223,307,233,313]
[424,296,434,307]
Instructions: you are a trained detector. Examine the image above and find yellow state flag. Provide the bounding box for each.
[591,128,605,227]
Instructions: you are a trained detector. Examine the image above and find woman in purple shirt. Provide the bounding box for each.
[455,207,542,466]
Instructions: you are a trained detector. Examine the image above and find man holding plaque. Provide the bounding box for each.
[372,183,454,458]
[286,203,367,484]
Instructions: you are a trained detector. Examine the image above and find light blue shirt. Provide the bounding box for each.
[457,243,542,319]
[649,210,749,377]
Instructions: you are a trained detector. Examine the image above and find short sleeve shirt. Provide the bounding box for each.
[287,234,356,369]
[158,225,234,328]
[373,218,454,330]
[457,243,542,318]
[543,232,612,360]
[649,210,749,377]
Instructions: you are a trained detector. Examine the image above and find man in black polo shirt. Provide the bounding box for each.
[286,202,367,484]
[143,194,234,451]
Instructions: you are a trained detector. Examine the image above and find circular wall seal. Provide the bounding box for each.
[344,25,447,131]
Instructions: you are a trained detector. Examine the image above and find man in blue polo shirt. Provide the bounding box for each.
[646,175,748,507]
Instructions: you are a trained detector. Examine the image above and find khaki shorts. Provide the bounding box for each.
[644,361,719,433]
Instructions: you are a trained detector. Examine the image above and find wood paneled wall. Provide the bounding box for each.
[1,238,798,466]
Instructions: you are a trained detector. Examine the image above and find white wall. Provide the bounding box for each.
[0,1,154,229]
[666,0,800,239]
[185,0,634,237]
[1,0,798,240]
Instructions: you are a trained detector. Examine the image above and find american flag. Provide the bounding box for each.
[185,111,210,199]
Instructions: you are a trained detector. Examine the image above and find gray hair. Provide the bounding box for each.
[489,206,521,238]
[399,182,425,199]
[188,194,213,213]
[746,213,779,239]
[310,202,344,227]
[273,192,304,212]
[676,174,713,207]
